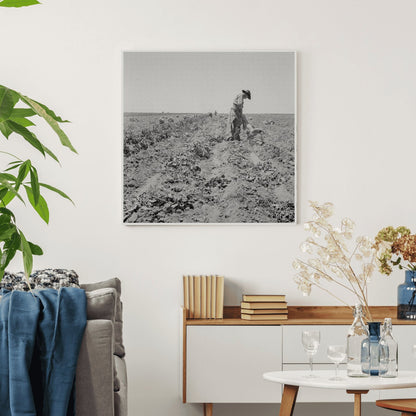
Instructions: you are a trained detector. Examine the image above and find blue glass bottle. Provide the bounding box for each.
[361,321,381,376]
[398,271,416,320]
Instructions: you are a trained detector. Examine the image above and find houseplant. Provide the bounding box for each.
[0,0,76,282]
[374,226,416,319]
[0,85,75,281]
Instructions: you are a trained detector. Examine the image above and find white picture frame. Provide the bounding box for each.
[123,51,297,224]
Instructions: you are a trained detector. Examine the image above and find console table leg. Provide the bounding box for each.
[279,384,299,416]
[346,390,369,416]
[204,403,213,416]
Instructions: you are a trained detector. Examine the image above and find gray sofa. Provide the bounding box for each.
[76,278,127,416]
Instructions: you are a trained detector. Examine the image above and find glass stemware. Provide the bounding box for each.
[327,345,347,380]
[302,330,320,378]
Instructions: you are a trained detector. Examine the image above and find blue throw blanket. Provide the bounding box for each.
[0,287,86,416]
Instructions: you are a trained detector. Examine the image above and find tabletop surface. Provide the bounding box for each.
[263,370,416,390]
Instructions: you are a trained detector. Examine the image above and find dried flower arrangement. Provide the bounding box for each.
[374,226,416,275]
[293,201,376,320]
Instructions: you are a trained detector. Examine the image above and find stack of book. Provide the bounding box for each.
[241,295,288,320]
[183,275,224,319]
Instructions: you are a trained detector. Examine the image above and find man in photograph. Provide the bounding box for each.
[227,89,252,141]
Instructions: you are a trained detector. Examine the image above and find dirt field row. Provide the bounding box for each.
[123,113,295,223]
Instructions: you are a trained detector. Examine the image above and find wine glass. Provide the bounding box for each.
[302,330,320,377]
[327,345,346,381]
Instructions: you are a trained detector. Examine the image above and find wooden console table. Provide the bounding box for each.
[182,306,416,416]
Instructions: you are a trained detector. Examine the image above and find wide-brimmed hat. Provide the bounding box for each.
[242,89,251,99]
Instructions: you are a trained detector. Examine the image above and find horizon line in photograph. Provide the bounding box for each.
[124,51,295,114]
[124,112,295,116]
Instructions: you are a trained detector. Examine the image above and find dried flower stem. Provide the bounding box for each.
[297,259,357,294]
[307,280,354,309]
[294,202,376,322]
[319,221,372,320]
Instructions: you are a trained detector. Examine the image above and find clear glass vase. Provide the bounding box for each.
[347,304,370,377]
[379,318,398,378]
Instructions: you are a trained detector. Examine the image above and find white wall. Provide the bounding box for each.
[2,0,416,415]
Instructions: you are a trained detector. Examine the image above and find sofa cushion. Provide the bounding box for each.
[85,288,117,321]
[1,269,80,291]
[81,278,125,357]
[76,320,114,416]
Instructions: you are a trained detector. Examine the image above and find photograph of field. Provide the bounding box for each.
[123,52,296,223]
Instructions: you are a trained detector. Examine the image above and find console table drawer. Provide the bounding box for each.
[186,325,282,403]
[283,325,350,363]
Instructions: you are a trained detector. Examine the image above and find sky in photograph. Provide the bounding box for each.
[124,52,295,114]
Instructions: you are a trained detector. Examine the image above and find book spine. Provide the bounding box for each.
[211,275,217,319]
[189,276,194,319]
[240,302,287,309]
[194,275,201,319]
[216,275,224,319]
[183,275,189,318]
[242,295,286,302]
[201,275,206,319]
[206,275,212,318]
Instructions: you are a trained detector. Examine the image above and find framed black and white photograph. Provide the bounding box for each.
[123,51,296,224]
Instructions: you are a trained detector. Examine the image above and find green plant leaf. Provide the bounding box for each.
[0,247,16,273]
[1,190,22,206]
[0,188,8,201]
[0,120,13,138]
[0,214,11,226]
[24,185,49,223]
[31,100,69,123]
[0,180,25,205]
[0,86,18,122]
[10,108,36,118]
[0,230,20,272]
[0,223,16,240]
[30,166,40,206]
[4,162,21,172]
[18,94,76,153]
[15,160,30,191]
[0,0,40,6]
[39,182,74,204]
[28,241,42,255]
[7,160,22,167]
[9,116,35,127]
[41,144,60,163]
[4,231,20,253]
[0,207,15,221]
[0,173,17,182]
[6,120,45,156]
[19,231,33,278]
[1,192,14,206]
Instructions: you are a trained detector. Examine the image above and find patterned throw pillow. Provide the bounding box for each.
[0,269,80,291]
